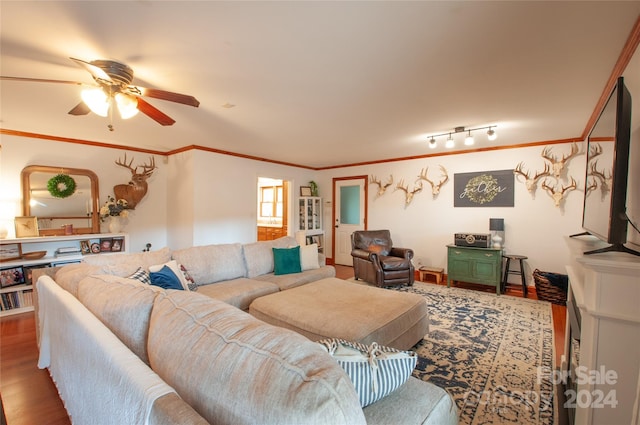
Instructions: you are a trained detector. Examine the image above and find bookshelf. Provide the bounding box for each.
[298,197,324,252]
[0,233,129,316]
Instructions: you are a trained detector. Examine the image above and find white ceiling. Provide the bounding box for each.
[1,1,639,169]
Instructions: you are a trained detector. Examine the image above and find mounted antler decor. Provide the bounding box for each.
[369,175,393,197]
[394,179,422,207]
[113,154,157,209]
[541,177,577,207]
[540,142,579,178]
[588,161,612,195]
[513,162,550,193]
[416,165,449,197]
[514,143,581,208]
[584,144,613,198]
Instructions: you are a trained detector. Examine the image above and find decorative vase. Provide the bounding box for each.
[108,216,123,233]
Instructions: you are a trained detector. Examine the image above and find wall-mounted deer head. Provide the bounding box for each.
[514,162,551,193]
[541,142,579,178]
[416,165,449,196]
[395,179,422,207]
[113,154,157,209]
[369,174,393,197]
[541,177,577,207]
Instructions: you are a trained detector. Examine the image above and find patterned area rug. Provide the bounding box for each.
[394,282,555,425]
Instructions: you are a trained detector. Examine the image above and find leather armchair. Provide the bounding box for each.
[350,230,414,287]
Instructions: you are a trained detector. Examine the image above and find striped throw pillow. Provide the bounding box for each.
[317,338,417,407]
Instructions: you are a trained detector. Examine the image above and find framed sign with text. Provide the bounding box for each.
[454,169,514,207]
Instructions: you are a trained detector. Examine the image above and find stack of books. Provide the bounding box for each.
[55,247,82,258]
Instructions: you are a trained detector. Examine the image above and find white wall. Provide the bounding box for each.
[3,131,637,284]
[165,148,319,249]
[319,143,589,284]
[1,135,169,252]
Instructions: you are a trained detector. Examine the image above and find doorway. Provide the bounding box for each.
[332,176,367,265]
[256,177,288,241]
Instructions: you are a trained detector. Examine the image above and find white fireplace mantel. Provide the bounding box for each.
[563,235,640,425]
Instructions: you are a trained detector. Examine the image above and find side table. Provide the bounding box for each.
[418,266,444,284]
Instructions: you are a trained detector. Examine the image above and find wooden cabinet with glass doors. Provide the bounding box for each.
[298,197,324,252]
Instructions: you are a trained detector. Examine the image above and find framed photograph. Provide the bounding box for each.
[90,243,101,254]
[111,237,124,252]
[23,264,50,286]
[0,243,22,262]
[80,240,91,255]
[100,238,113,252]
[0,266,26,288]
[300,186,312,196]
[14,216,39,238]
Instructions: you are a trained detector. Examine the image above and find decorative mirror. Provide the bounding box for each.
[21,165,100,236]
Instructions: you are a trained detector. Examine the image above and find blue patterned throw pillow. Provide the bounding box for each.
[317,338,417,407]
[149,265,184,290]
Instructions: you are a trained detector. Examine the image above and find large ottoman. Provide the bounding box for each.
[249,277,429,350]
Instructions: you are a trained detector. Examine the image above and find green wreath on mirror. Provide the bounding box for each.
[47,174,77,198]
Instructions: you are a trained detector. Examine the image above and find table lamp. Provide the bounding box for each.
[489,218,504,249]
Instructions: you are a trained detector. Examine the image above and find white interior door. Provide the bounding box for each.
[333,178,366,265]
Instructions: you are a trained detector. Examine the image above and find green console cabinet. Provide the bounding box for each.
[447,245,503,294]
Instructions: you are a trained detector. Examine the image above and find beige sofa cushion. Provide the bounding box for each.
[77,274,163,364]
[172,243,246,285]
[81,247,172,277]
[55,263,106,298]
[148,291,366,425]
[253,264,336,290]
[195,278,279,311]
[242,241,276,278]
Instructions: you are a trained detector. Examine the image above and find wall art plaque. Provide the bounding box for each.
[454,169,514,207]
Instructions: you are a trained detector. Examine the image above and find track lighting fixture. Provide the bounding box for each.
[464,130,474,146]
[426,125,498,149]
[445,133,454,148]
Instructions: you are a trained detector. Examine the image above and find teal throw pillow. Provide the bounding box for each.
[273,246,302,275]
[150,265,184,290]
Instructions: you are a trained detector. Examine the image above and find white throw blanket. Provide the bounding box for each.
[37,276,176,425]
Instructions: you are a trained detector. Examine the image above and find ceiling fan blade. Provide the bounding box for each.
[130,86,200,107]
[69,57,113,83]
[136,97,176,126]
[68,102,91,116]
[1,75,86,86]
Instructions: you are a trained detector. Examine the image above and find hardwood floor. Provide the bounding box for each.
[0,265,566,425]
[0,313,70,425]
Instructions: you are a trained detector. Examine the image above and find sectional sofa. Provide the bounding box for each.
[34,236,458,424]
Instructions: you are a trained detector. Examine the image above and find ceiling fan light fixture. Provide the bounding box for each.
[81,88,109,117]
[115,93,139,119]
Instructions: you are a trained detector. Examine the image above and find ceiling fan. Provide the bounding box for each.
[1,57,200,131]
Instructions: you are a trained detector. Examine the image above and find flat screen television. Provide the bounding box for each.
[581,76,639,256]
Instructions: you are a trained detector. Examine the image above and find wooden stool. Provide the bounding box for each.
[502,254,528,297]
[418,266,444,284]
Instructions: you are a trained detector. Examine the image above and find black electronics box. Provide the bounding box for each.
[454,233,492,248]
